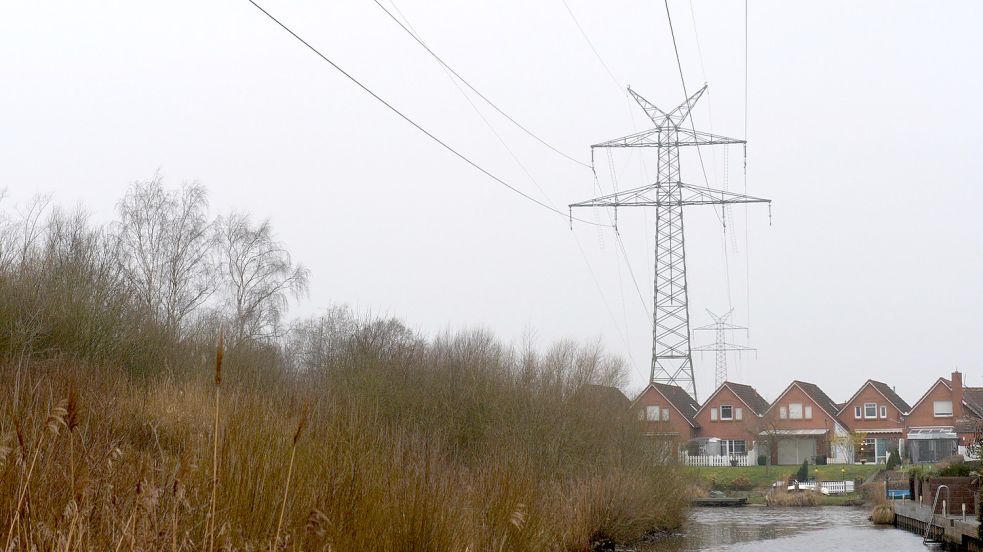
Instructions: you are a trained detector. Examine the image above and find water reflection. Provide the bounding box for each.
[635,506,936,551]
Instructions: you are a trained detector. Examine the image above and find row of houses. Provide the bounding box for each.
[633,370,981,465]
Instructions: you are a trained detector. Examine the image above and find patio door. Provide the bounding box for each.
[777,438,816,465]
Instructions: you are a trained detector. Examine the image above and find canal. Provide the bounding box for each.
[636,506,937,551]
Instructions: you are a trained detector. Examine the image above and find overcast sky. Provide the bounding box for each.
[2,1,981,404]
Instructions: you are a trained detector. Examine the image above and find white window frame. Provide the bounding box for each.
[788,403,803,420]
[779,406,788,419]
[646,406,661,421]
[879,405,887,419]
[933,400,953,417]
[864,402,877,419]
[735,407,743,421]
[710,407,718,421]
[720,405,734,421]
[854,406,862,419]
[804,405,813,420]
[661,408,670,422]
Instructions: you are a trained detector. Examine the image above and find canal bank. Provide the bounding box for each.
[893,500,982,550]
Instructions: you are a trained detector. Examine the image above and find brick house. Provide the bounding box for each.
[838,380,910,464]
[905,371,983,463]
[691,381,770,459]
[631,382,700,441]
[761,381,851,465]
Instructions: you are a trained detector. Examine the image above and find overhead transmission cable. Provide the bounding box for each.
[379,0,556,207]
[244,0,608,228]
[663,0,721,229]
[372,0,591,170]
[743,0,753,334]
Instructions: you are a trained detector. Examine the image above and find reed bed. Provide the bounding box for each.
[0,329,687,551]
[764,488,821,507]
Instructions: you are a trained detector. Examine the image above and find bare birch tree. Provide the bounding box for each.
[216,213,309,347]
[114,175,215,337]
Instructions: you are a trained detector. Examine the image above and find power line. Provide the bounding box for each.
[380,0,557,207]
[559,0,624,96]
[372,0,592,170]
[244,0,608,228]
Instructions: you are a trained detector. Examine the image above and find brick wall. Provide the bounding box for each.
[926,477,978,515]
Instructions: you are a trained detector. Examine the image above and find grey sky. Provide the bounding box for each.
[2,1,981,404]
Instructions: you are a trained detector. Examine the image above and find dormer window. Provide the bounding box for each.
[720,405,734,420]
[864,403,877,419]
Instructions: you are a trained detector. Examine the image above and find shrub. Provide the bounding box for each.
[765,488,820,507]
[730,476,753,491]
[871,503,895,524]
[886,449,901,470]
[796,459,810,482]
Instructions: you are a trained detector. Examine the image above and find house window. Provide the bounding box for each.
[646,406,660,421]
[854,406,862,419]
[735,407,743,421]
[721,440,747,455]
[779,406,788,419]
[788,403,803,420]
[934,400,953,417]
[864,402,877,419]
[804,406,813,420]
[720,405,734,420]
[856,438,876,463]
[710,408,718,421]
[879,405,887,419]
[662,408,670,422]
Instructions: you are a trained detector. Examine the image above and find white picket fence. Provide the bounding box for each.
[680,453,753,467]
[817,480,855,495]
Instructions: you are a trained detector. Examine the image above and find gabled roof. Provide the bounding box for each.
[795,381,841,421]
[765,380,843,425]
[695,381,770,417]
[837,379,912,416]
[908,377,951,416]
[631,382,700,428]
[960,387,983,419]
[869,380,912,413]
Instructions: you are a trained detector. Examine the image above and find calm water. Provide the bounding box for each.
[635,506,937,551]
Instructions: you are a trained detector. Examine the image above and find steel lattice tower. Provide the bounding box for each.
[692,308,755,390]
[571,85,769,400]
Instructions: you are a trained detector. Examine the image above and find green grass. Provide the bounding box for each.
[692,464,883,490]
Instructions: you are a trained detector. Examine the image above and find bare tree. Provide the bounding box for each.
[216,212,309,347]
[114,175,215,337]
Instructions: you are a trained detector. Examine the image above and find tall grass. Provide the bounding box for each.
[0,327,686,551]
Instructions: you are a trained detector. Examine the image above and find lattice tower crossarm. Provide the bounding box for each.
[570,85,770,401]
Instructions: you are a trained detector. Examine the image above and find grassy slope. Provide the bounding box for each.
[691,464,883,489]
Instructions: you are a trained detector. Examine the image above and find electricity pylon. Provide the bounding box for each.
[570,85,769,401]
[692,308,755,390]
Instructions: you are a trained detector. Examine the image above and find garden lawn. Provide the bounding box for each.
[692,464,882,490]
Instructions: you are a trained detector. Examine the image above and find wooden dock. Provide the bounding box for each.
[691,497,747,507]
[894,501,982,551]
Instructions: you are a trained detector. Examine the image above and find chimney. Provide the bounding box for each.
[952,371,963,419]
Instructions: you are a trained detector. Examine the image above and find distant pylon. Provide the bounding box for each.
[570,85,770,401]
[692,308,755,389]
